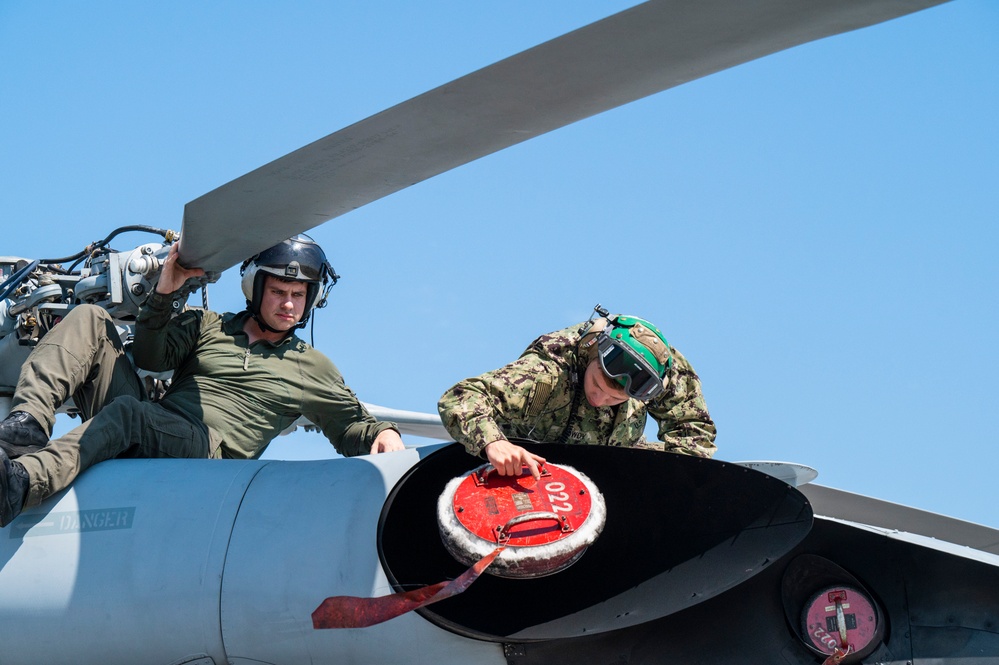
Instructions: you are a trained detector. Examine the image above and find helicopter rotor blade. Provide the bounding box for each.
[362,403,450,441]
[178,0,949,273]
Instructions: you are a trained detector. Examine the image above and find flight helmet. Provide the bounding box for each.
[239,234,339,330]
[594,315,673,402]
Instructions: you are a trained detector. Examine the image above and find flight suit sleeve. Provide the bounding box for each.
[303,358,399,457]
[644,347,717,458]
[438,353,562,457]
[132,290,204,372]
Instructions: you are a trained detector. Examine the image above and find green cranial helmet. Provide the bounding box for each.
[596,315,673,401]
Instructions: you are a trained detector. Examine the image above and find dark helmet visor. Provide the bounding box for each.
[254,234,329,282]
[597,336,665,401]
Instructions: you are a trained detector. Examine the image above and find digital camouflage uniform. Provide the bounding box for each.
[11,292,395,509]
[438,321,716,458]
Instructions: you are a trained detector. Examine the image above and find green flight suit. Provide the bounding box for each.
[437,321,717,458]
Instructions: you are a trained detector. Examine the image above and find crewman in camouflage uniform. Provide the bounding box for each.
[438,307,715,479]
[0,235,403,527]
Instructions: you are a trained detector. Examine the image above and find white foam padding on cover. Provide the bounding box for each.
[437,463,607,576]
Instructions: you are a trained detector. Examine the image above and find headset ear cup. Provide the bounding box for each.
[579,316,610,362]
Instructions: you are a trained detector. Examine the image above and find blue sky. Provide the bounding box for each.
[1,2,996,529]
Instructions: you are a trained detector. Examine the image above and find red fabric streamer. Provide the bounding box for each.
[822,646,852,665]
[312,546,505,629]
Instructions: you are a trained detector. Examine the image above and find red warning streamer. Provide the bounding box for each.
[822,646,852,665]
[312,546,505,629]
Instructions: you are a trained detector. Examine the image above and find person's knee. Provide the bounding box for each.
[67,304,125,352]
[55,304,115,342]
[70,304,113,325]
[99,395,142,423]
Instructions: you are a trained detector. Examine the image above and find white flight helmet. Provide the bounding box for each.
[239,234,338,330]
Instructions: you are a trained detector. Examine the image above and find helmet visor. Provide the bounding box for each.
[597,336,665,401]
[254,235,329,282]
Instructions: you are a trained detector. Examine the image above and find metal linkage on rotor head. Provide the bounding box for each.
[0,226,216,350]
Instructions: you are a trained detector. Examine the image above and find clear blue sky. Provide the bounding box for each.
[1,2,996,529]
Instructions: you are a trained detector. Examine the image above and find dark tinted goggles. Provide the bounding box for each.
[596,336,665,401]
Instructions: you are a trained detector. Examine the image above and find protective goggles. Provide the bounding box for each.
[596,335,666,401]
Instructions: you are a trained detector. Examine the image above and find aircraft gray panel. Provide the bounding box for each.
[178,0,949,273]
[802,483,999,555]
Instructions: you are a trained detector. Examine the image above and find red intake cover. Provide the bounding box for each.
[802,586,880,657]
[437,463,606,579]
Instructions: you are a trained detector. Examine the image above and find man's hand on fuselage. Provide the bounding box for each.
[370,429,405,454]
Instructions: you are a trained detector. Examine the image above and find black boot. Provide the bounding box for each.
[0,447,30,528]
[0,411,49,457]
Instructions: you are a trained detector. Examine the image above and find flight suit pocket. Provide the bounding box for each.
[139,406,211,459]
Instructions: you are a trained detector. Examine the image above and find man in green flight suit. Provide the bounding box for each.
[438,306,716,480]
[0,234,403,527]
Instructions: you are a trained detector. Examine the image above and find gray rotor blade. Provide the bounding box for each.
[801,484,999,556]
[179,0,949,273]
